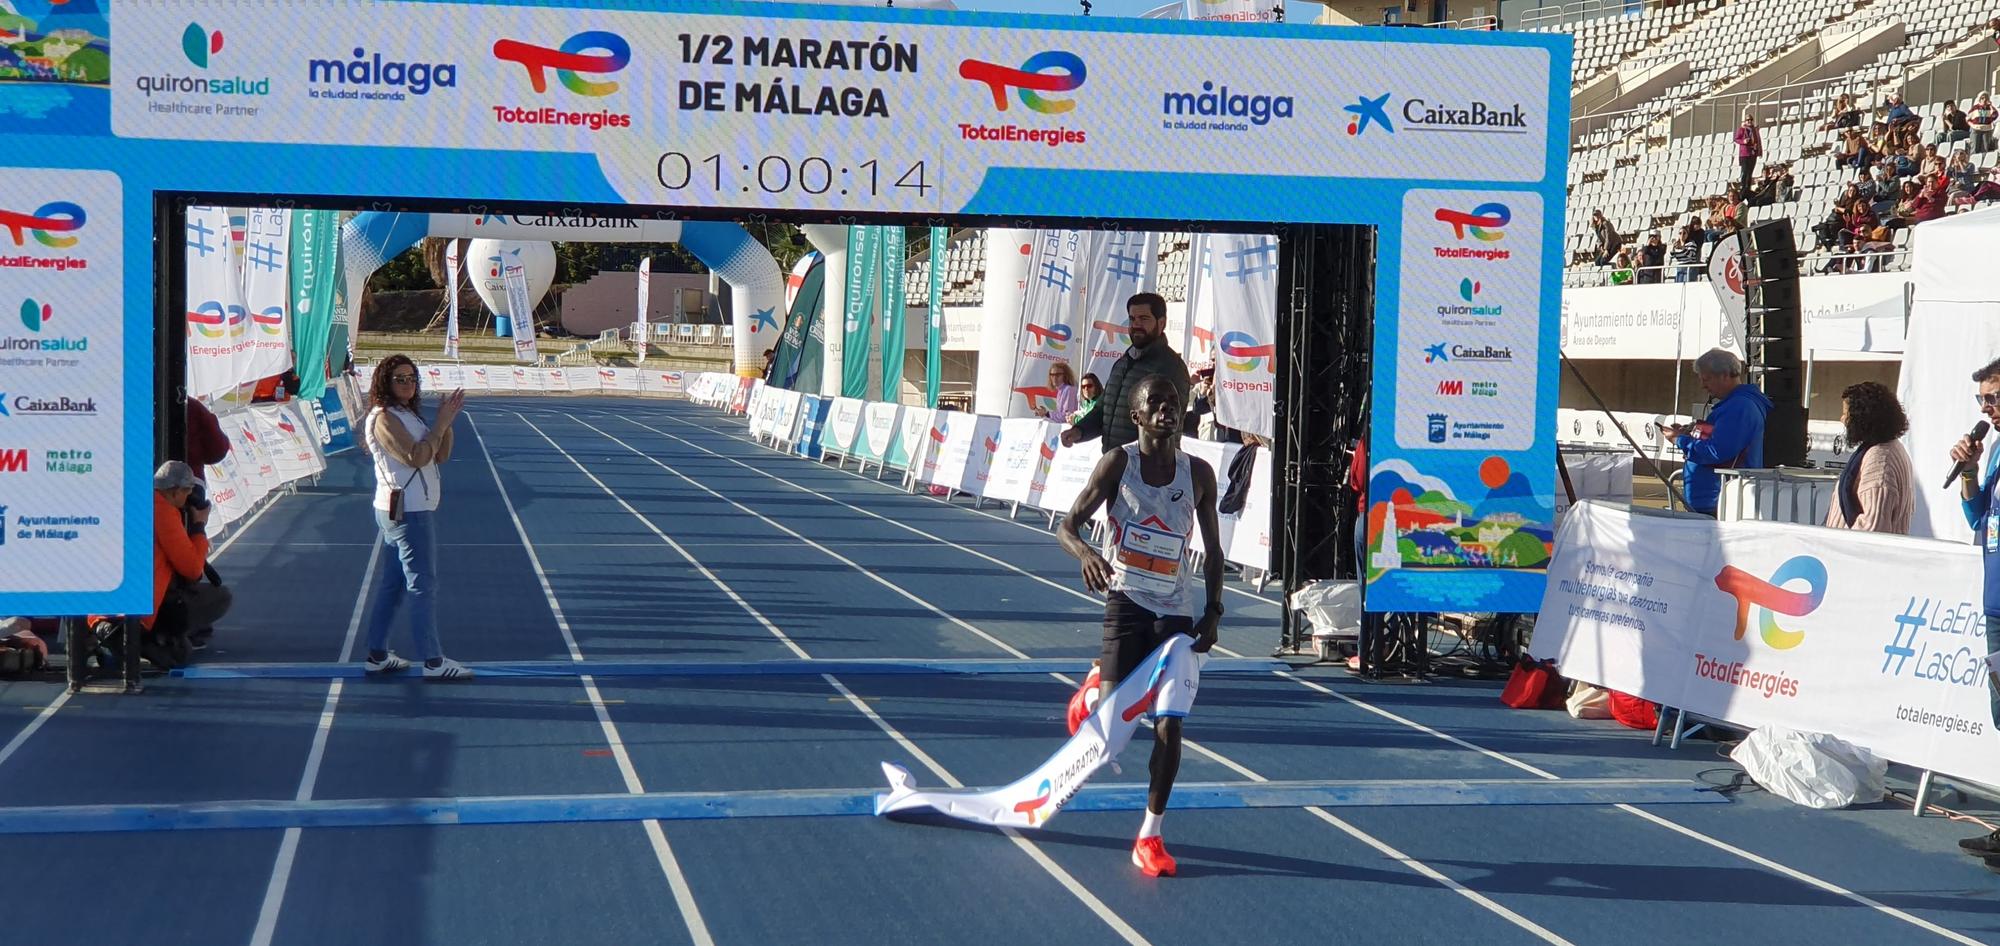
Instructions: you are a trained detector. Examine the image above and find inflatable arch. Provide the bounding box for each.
[341,212,784,376]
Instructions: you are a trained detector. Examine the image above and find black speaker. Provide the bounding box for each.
[1739,221,1806,467]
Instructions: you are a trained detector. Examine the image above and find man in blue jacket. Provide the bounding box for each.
[1950,356,2000,867]
[1665,349,1771,516]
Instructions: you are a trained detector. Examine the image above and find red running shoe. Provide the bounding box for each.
[1131,836,1177,877]
[1066,665,1102,735]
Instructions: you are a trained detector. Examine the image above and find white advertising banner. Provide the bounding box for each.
[1559,272,1906,361]
[562,366,599,391]
[1182,234,1217,369]
[1181,0,1278,23]
[599,367,641,392]
[986,417,1057,504]
[1224,443,1272,570]
[444,240,462,360]
[893,407,935,472]
[825,397,866,457]
[1708,237,1747,353]
[641,369,686,397]
[463,365,495,392]
[1078,231,1160,384]
[504,261,538,363]
[186,205,249,400]
[250,405,311,483]
[1536,503,2000,788]
[1205,233,1279,439]
[855,401,903,466]
[916,410,954,483]
[1037,437,1105,515]
[1011,229,1085,417]
[0,169,127,602]
[229,411,281,504]
[205,451,250,531]
[240,207,292,382]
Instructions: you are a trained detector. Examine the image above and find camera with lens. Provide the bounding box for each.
[188,482,211,512]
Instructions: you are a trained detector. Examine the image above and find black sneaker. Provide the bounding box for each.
[1960,829,2000,856]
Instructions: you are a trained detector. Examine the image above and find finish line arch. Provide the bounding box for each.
[0,0,1570,625]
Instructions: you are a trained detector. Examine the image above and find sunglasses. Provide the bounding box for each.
[1977,392,2000,407]
[391,373,418,383]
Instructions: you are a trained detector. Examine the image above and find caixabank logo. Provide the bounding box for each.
[492,31,633,131]
[134,22,270,119]
[0,201,88,273]
[958,51,1086,149]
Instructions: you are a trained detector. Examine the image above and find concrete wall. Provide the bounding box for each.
[559,271,711,337]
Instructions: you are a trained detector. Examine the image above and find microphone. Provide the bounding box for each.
[1944,420,1991,489]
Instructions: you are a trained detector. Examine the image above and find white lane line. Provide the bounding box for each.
[508,410,1155,946]
[572,412,1572,945]
[0,691,71,772]
[468,413,716,946]
[644,410,1285,607]
[668,404,1976,942]
[564,414,1031,660]
[211,492,285,559]
[248,540,378,946]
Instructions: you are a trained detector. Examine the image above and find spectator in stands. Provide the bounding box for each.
[1909,176,1949,226]
[186,396,229,485]
[361,355,473,680]
[1823,382,1913,534]
[1947,146,1981,206]
[1885,93,1921,138]
[1959,163,2000,207]
[1889,141,1919,178]
[1839,197,1881,273]
[1671,221,1704,281]
[1590,209,1620,265]
[1637,231,1666,285]
[1608,247,1637,286]
[1968,92,1997,153]
[1664,349,1769,517]
[1864,165,1899,216]
[1922,143,1946,180]
[1936,100,1973,148]
[1820,93,1861,132]
[1733,111,1763,198]
[1703,196,1730,245]
[1033,361,1080,421]
[1839,128,1876,172]
[1071,373,1102,426]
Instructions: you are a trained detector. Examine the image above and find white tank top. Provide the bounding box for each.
[1103,444,1197,617]
[365,406,442,514]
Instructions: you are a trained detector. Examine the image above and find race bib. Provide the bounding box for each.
[1988,513,1999,554]
[1114,520,1186,596]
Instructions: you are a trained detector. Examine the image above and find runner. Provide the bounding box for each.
[1057,373,1224,877]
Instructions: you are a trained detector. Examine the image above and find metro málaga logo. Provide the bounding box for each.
[958,52,1086,148]
[491,31,633,131]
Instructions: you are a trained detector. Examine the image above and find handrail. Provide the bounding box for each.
[1560,247,1916,287]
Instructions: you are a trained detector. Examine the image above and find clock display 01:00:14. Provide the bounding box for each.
[655,152,932,201]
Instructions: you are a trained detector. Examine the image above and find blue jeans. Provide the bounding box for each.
[1988,612,2000,730]
[364,509,442,662]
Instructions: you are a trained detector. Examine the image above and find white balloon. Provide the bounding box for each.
[466,239,556,320]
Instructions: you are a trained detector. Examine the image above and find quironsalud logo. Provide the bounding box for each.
[1714,555,1826,650]
[135,22,270,100]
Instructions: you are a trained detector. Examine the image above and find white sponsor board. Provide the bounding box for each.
[1536,502,1999,788]
[986,417,1057,505]
[824,397,866,457]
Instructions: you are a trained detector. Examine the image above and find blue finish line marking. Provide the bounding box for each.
[0,779,1723,835]
[170,657,1291,680]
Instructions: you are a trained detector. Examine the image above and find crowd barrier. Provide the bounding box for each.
[1537,501,1996,811]
[729,379,1274,574]
[200,392,341,539]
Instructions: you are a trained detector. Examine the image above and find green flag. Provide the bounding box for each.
[288,209,340,399]
[878,226,906,402]
[926,226,946,408]
[841,226,880,399]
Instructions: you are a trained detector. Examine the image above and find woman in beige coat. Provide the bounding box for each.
[1824,381,1915,534]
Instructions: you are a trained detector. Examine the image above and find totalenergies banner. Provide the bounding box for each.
[1010,229,1083,417]
[185,205,249,400]
[1,0,1566,618]
[1077,230,1159,385]
[1203,233,1279,439]
[1181,0,1280,24]
[1536,503,2000,789]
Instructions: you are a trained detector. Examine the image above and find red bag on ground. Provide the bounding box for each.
[1607,691,1658,730]
[1501,657,1565,709]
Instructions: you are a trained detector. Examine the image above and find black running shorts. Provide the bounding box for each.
[1099,591,1194,687]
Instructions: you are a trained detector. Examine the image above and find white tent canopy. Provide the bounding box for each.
[1897,205,2000,541]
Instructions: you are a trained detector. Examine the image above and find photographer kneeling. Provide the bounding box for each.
[137,461,232,667]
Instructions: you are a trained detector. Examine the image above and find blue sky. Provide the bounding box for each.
[952,0,1314,21]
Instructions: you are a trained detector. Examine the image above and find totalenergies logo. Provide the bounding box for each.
[1435,203,1510,242]
[1090,319,1131,343]
[1014,385,1058,411]
[1013,778,1054,825]
[493,31,630,96]
[252,305,285,337]
[960,51,1085,113]
[1714,556,1826,651]
[187,301,229,339]
[1024,322,1072,351]
[0,201,86,248]
[1220,331,1274,374]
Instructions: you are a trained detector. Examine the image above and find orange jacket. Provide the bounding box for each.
[146,491,211,630]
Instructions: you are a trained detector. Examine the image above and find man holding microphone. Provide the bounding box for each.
[1950,358,2000,865]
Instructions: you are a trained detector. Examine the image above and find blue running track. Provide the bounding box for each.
[0,396,1994,946]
